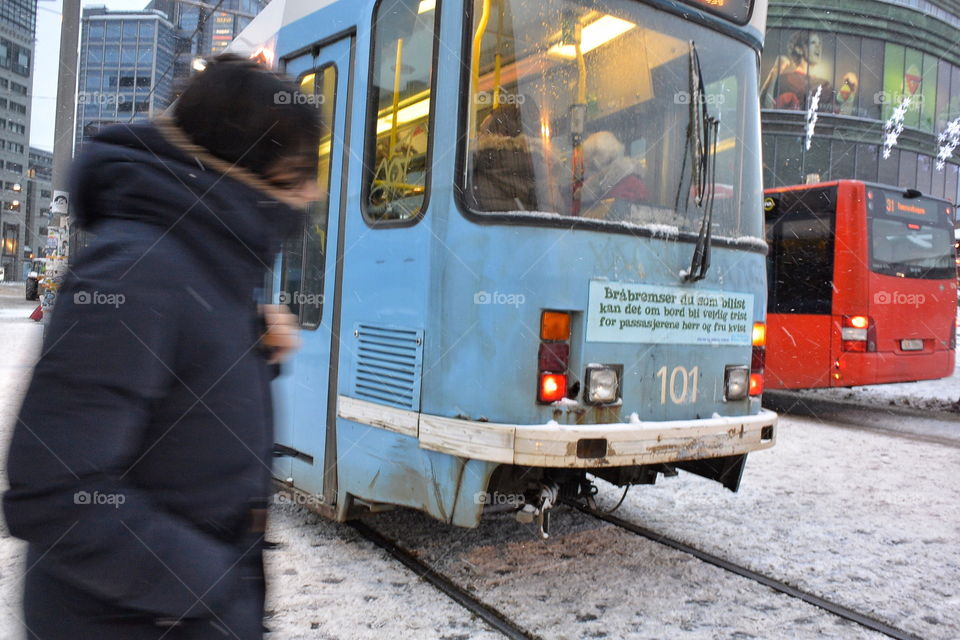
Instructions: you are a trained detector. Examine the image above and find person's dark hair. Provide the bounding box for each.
[174,54,321,180]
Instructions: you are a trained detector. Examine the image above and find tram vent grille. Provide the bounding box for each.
[352,324,424,411]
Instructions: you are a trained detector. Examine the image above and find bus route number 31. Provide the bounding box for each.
[655,365,699,405]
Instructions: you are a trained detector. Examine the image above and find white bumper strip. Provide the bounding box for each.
[338,395,777,468]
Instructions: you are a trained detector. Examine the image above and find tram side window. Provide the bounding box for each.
[281,65,338,329]
[767,191,836,314]
[364,0,439,224]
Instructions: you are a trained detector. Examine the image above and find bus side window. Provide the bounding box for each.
[363,0,439,224]
[768,191,836,315]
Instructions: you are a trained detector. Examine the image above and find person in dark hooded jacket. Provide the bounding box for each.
[3,55,321,639]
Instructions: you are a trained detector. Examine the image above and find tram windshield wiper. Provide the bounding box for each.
[677,41,720,283]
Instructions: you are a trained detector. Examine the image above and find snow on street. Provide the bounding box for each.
[1,287,958,639]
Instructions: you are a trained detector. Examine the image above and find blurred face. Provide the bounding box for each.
[805,34,822,65]
[263,157,322,208]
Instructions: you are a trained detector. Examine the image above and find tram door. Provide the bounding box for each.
[273,37,353,504]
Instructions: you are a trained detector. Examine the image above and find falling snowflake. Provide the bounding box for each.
[935,116,960,171]
[804,85,822,151]
[882,96,911,159]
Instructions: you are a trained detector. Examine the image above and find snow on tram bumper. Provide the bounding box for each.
[339,396,777,468]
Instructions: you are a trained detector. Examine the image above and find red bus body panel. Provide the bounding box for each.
[766,181,957,390]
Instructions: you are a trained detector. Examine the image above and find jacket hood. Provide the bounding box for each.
[70,118,304,270]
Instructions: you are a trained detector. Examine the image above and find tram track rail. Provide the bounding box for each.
[348,521,541,640]
[569,501,923,640]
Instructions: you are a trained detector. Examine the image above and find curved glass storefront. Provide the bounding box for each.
[760,16,960,203]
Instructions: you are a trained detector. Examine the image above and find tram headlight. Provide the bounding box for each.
[585,365,620,405]
[724,365,750,401]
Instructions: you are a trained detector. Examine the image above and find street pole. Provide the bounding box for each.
[43,0,80,316]
[52,0,80,226]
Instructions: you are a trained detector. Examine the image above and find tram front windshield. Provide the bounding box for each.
[461,0,762,240]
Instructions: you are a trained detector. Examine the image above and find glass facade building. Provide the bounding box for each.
[75,8,176,148]
[147,0,267,96]
[0,0,35,280]
[761,0,960,203]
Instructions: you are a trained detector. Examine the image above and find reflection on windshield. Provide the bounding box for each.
[462,0,763,239]
[870,219,955,280]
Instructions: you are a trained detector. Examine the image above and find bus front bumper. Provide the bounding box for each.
[339,396,777,468]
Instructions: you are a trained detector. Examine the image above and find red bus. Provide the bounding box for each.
[764,180,957,389]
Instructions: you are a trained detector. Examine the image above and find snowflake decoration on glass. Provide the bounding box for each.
[882,96,911,159]
[804,85,822,151]
[935,116,960,171]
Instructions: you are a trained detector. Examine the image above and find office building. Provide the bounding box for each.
[147,0,266,97]
[75,7,176,149]
[25,146,51,260]
[0,0,35,280]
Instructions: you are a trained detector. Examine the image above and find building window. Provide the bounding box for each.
[122,21,139,40]
[2,224,19,257]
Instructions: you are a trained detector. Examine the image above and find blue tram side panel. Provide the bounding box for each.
[238,0,777,532]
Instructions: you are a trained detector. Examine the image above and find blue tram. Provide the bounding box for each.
[231,0,777,534]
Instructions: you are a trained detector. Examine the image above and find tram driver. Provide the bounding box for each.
[579,130,650,222]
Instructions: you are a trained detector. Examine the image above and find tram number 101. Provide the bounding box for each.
[655,365,700,405]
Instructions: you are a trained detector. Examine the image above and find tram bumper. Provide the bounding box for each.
[339,396,777,468]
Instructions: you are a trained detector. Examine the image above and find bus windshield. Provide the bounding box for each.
[461,0,763,240]
[866,189,955,280]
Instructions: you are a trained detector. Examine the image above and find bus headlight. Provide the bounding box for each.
[585,365,620,405]
[724,365,749,401]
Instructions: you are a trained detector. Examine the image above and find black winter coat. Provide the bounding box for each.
[3,120,301,639]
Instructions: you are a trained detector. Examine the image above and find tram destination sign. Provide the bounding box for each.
[586,281,754,345]
[677,0,753,24]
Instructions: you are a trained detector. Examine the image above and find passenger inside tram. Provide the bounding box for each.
[468,98,559,212]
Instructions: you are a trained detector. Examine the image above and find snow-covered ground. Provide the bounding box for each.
[1,290,958,639]
[803,367,959,413]
[371,413,960,640]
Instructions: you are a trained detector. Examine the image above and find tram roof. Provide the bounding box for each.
[227,0,769,64]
